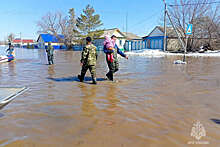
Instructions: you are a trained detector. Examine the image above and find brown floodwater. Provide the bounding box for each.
[0,48,220,147]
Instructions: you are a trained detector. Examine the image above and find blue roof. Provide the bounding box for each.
[38,34,64,43]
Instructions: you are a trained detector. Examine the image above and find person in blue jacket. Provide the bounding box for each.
[6,44,15,61]
[104,35,128,81]
[6,43,14,55]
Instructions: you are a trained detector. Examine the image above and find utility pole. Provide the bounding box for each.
[166,12,185,50]
[163,0,167,52]
[20,32,22,48]
[126,12,128,37]
[183,36,189,62]
[162,0,185,50]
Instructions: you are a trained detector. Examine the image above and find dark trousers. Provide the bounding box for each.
[48,55,54,65]
[106,55,119,81]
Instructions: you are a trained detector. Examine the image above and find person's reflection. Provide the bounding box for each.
[8,62,16,76]
[48,65,55,78]
[103,84,120,116]
[79,83,120,118]
[79,84,98,117]
[38,49,47,65]
[47,65,55,90]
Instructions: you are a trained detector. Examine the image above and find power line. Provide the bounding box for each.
[129,11,159,31]
[169,1,220,7]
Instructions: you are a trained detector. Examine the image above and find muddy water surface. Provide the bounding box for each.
[0,47,220,147]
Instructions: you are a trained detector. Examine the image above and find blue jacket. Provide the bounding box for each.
[103,44,126,58]
[6,48,14,55]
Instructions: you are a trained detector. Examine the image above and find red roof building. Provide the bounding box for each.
[13,38,34,44]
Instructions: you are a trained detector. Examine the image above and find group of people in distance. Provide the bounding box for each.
[4,36,128,85]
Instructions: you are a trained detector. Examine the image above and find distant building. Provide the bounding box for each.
[0,41,6,45]
[12,38,35,48]
[143,26,181,51]
[37,34,65,49]
[93,28,141,51]
[124,26,182,51]
[93,28,126,50]
[124,26,220,51]
[122,32,143,51]
[122,32,142,40]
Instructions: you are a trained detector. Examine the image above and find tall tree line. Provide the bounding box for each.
[168,0,220,50]
[37,4,103,49]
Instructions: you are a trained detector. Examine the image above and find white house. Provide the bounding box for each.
[93,28,127,50]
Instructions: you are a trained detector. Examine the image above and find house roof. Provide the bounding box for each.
[122,32,142,40]
[13,38,34,43]
[157,26,180,37]
[144,26,183,38]
[37,34,64,43]
[98,28,126,38]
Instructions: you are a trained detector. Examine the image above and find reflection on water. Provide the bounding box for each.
[47,65,55,78]
[79,84,98,117]
[0,47,220,146]
[79,83,120,118]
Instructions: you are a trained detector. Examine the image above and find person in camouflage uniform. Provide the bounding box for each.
[78,37,97,84]
[46,42,54,65]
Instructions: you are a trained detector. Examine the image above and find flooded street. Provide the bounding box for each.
[0,47,220,146]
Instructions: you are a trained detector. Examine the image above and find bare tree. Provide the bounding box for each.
[63,8,79,48]
[168,0,220,50]
[37,12,59,34]
[7,33,15,43]
[193,3,220,48]
[37,9,78,49]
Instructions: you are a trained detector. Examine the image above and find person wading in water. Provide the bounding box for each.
[46,42,54,65]
[78,37,98,84]
[104,35,128,81]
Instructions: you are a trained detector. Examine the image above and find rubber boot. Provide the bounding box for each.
[92,76,97,84]
[106,72,112,81]
[48,56,51,65]
[110,74,113,81]
[78,73,85,82]
[77,75,81,81]
[106,72,113,81]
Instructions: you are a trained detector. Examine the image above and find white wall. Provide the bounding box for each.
[112,31,124,38]
[93,38,126,50]
[116,39,126,49]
